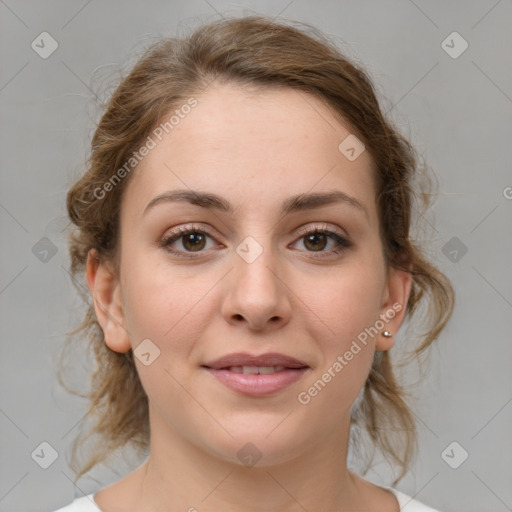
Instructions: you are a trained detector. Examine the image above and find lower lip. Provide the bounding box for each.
[204,367,308,396]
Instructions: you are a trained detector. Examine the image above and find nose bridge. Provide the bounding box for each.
[234,234,280,301]
[223,233,291,329]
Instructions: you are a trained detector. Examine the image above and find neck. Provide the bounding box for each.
[131,405,365,512]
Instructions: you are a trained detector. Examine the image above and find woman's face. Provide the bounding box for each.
[88,82,410,466]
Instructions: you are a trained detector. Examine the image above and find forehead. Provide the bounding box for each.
[122,82,376,220]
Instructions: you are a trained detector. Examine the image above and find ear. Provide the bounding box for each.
[375,266,412,351]
[85,248,131,353]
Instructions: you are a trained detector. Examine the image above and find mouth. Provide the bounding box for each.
[219,365,290,374]
[202,352,310,396]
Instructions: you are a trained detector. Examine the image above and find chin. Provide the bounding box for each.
[195,415,314,468]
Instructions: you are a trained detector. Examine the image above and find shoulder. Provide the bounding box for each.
[388,487,441,512]
[52,494,101,512]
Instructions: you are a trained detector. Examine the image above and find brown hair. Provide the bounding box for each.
[59,15,454,485]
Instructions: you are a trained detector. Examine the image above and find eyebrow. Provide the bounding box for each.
[143,189,369,220]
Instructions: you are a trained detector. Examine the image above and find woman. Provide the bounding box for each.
[55,15,453,512]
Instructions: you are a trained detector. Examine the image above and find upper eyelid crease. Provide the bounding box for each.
[143,189,369,222]
[163,223,349,243]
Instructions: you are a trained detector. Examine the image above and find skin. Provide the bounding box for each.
[86,82,412,512]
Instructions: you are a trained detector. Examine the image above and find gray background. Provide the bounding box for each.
[1,1,511,511]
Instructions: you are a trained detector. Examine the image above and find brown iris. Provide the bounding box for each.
[303,232,328,251]
[182,232,207,251]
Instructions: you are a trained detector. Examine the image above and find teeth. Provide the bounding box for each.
[243,366,259,375]
[227,366,286,374]
[258,366,277,374]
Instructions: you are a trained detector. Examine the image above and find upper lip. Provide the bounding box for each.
[203,352,309,370]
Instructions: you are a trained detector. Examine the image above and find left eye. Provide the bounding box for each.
[291,229,351,255]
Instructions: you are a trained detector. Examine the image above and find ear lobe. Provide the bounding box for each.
[375,267,412,351]
[86,249,131,353]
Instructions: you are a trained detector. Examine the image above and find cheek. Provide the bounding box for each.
[304,262,386,350]
[296,305,379,420]
[120,237,201,330]
[119,256,212,410]
[295,257,386,405]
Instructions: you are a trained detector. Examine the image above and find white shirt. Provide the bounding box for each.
[52,487,441,511]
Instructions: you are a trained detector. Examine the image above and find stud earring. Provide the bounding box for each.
[382,331,392,337]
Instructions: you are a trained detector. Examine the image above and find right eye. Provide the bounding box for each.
[160,225,219,257]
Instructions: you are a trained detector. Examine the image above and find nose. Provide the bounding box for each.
[221,242,292,331]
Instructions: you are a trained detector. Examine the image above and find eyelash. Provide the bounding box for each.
[160,223,352,259]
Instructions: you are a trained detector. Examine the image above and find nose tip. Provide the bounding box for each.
[223,256,292,331]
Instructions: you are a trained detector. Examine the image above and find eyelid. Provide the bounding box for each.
[162,223,218,240]
[295,222,348,239]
